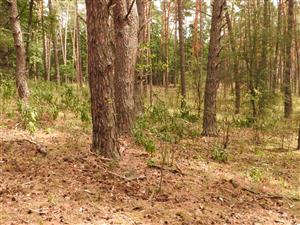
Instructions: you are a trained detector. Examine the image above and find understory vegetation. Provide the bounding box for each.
[1,70,299,204]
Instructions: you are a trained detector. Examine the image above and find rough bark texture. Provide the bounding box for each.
[49,0,61,85]
[113,0,139,134]
[202,0,225,136]
[177,0,186,105]
[9,0,30,103]
[85,0,120,159]
[284,0,293,118]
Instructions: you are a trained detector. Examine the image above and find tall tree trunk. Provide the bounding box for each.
[113,0,139,134]
[173,10,178,87]
[202,0,225,136]
[257,0,269,115]
[85,0,120,159]
[75,0,83,86]
[225,1,240,114]
[135,0,147,114]
[40,0,50,81]
[49,0,61,85]
[177,0,186,106]
[25,0,34,76]
[284,0,293,118]
[148,4,153,106]
[8,0,30,103]
[273,0,283,92]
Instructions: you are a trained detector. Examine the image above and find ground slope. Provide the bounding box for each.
[0,125,300,225]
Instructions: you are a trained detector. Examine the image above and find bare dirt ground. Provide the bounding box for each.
[1,119,300,225]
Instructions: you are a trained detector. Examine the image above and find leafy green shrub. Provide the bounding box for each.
[61,85,79,110]
[179,104,198,123]
[31,85,54,104]
[233,115,255,128]
[49,105,59,120]
[132,120,156,155]
[211,146,228,163]
[149,102,170,123]
[247,167,262,181]
[18,101,38,134]
[77,103,91,123]
[0,79,15,100]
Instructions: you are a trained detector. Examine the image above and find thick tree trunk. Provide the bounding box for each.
[85,0,119,159]
[9,0,30,103]
[49,0,61,85]
[177,0,186,106]
[202,0,225,136]
[113,0,139,134]
[284,0,293,118]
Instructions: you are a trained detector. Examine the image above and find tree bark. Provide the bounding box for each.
[75,0,83,86]
[8,0,30,103]
[40,0,50,81]
[225,1,240,114]
[49,0,61,85]
[25,0,34,76]
[177,0,186,106]
[113,0,139,134]
[85,0,120,159]
[202,0,225,136]
[135,0,147,114]
[284,0,293,118]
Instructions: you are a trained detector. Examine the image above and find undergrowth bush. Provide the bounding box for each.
[211,145,228,163]
[17,101,38,134]
[133,101,199,155]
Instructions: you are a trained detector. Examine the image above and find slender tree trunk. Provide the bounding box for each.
[63,5,69,66]
[173,8,178,87]
[177,0,186,106]
[135,0,147,114]
[85,0,120,159]
[49,0,61,85]
[113,0,139,134]
[40,0,50,81]
[202,0,225,136]
[25,0,34,76]
[8,0,30,103]
[284,0,293,118]
[225,1,240,114]
[75,0,83,86]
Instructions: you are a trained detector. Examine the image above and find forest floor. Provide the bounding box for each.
[1,112,300,225]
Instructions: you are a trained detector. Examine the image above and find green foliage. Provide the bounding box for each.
[61,85,79,110]
[133,101,199,156]
[247,167,262,182]
[233,115,255,128]
[60,61,74,80]
[178,104,198,123]
[211,145,228,163]
[17,101,38,134]
[0,77,15,100]
[77,102,91,123]
[132,118,156,156]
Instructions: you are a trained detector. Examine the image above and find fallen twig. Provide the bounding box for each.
[148,164,184,175]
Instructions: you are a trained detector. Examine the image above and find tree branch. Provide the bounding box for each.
[125,0,136,20]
